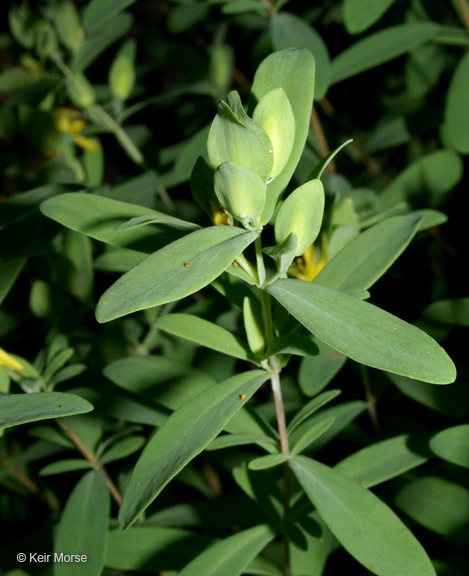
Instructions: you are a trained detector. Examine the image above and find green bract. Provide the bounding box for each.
[252,87,295,179]
[274,179,325,256]
[214,162,266,227]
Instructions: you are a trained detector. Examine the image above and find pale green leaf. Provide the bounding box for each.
[315,214,423,293]
[248,453,290,470]
[250,49,315,222]
[335,435,428,488]
[288,389,341,434]
[177,525,275,576]
[101,436,145,465]
[96,227,257,323]
[40,459,94,476]
[118,371,269,530]
[54,470,110,576]
[268,279,456,384]
[298,339,346,397]
[444,52,469,154]
[344,0,396,34]
[430,425,469,469]
[290,456,436,576]
[155,313,255,361]
[0,392,93,430]
[424,297,469,326]
[331,23,438,84]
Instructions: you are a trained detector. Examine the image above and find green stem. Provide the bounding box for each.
[255,235,291,576]
[50,53,145,167]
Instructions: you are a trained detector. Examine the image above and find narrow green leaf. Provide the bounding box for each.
[41,192,196,253]
[262,333,319,359]
[268,279,456,384]
[54,470,110,576]
[424,297,469,326]
[298,339,346,397]
[40,459,94,476]
[270,13,330,100]
[155,313,255,362]
[83,0,137,32]
[335,435,429,488]
[291,417,335,456]
[207,433,277,452]
[290,456,436,576]
[243,297,266,357]
[178,524,275,576]
[430,425,469,469]
[315,214,423,293]
[307,139,353,181]
[344,0,396,34]
[250,49,315,222]
[444,52,469,154]
[72,13,133,72]
[105,526,216,572]
[0,392,93,430]
[96,227,257,323]
[248,453,290,470]
[288,389,341,434]
[118,370,269,530]
[0,259,26,306]
[396,477,469,541]
[331,23,438,84]
[100,436,145,465]
[116,214,199,232]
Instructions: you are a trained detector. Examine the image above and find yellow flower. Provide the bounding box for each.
[53,108,99,151]
[289,233,328,282]
[209,200,233,226]
[0,348,23,371]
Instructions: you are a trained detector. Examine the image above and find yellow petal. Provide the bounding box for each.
[0,348,23,371]
[74,135,99,151]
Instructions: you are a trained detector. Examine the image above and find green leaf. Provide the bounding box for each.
[0,68,41,92]
[248,453,290,470]
[288,389,341,434]
[155,313,255,362]
[105,526,216,572]
[40,459,94,476]
[298,339,346,397]
[221,0,267,15]
[116,214,199,232]
[335,435,428,488]
[41,193,197,253]
[101,436,145,465]
[270,13,330,100]
[262,333,319,359]
[72,13,133,72]
[243,297,266,357]
[430,425,469,469]
[177,525,275,576]
[290,456,436,576]
[344,0,396,34]
[207,433,277,452]
[268,279,456,384]
[0,259,26,306]
[378,150,463,209]
[250,49,315,223]
[95,248,145,272]
[109,39,136,101]
[96,226,257,323]
[396,477,469,541]
[118,370,269,530]
[330,23,438,84]
[424,297,469,326]
[252,88,295,178]
[315,214,423,293]
[275,179,324,256]
[444,52,469,154]
[54,0,83,52]
[54,470,110,576]
[83,0,138,32]
[0,392,93,430]
[291,417,335,456]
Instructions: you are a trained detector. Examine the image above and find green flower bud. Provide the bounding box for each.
[109,40,137,101]
[209,44,234,96]
[207,91,273,181]
[275,179,324,256]
[214,162,266,228]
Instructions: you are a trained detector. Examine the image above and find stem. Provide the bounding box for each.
[459,0,469,32]
[310,106,335,176]
[56,419,123,506]
[255,236,291,576]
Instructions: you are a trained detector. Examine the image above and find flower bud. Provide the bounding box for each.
[109,40,136,101]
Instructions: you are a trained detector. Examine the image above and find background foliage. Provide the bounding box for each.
[0,0,468,575]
